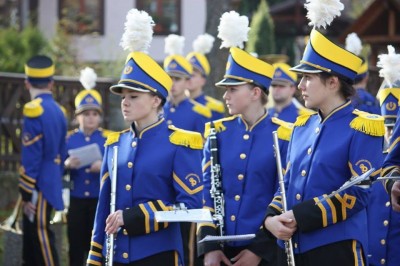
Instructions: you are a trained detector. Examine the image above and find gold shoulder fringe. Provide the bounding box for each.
[100,128,114,138]
[271,117,294,141]
[168,125,203,150]
[204,96,225,113]
[204,116,237,138]
[23,98,44,118]
[105,129,129,146]
[294,111,316,127]
[350,110,385,137]
[190,99,212,118]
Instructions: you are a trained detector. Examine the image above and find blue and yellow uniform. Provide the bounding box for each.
[352,88,380,115]
[193,94,225,121]
[87,121,204,265]
[19,55,67,266]
[267,104,384,256]
[268,101,311,123]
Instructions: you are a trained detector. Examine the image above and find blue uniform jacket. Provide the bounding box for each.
[198,112,292,256]
[164,98,211,133]
[87,119,203,265]
[19,93,67,210]
[351,88,380,115]
[194,94,225,121]
[267,102,384,254]
[268,101,306,123]
[382,108,400,178]
[66,128,110,198]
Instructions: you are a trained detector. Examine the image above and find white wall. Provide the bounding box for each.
[38,0,206,63]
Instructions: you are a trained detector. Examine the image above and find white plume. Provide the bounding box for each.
[79,67,97,90]
[120,9,154,52]
[377,45,400,87]
[217,11,250,49]
[305,0,344,29]
[164,34,185,55]
[193,34,215,55]
[345,33,362,56]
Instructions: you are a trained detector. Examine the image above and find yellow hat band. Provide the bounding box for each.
[25,65,55,78]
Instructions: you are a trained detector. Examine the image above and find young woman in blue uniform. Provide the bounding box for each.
[64,67,111,266]
[86,9,203,266]
[197,11,292,266]
[263,28,384,266]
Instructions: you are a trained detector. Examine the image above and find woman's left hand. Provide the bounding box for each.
[231,249,261,266]
[105,210,124,234]
[89,160,102,173]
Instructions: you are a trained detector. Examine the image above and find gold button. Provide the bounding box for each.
[85,168,90,173]
[240,153,246,159]
[85,179,90,185]
[238,174,244,180]
[123,252,128,259]
[84,191,90,197]
[381,259,386,265]
[307,148,312,155]
[243,134,249,140]
[85,137,90,142]
[301,170,306,176]
[123,229,128,235]
[315,127,320,134]
[167,120,172,125]
[125,184,131,191]
[383,220,389,226]
[386,201,390,207]
[132,141,137,148]
[296,194,301,200]
[235,195,240,201]
[127,162,133,168]
[170,107,175,113]
[231,215,236,221]
[381,239,386,245]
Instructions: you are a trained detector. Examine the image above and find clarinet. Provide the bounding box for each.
[209,122,225,237]
[272,131,296,266]
[105,146,118,266]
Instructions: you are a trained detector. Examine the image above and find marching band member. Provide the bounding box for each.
[86,9,203,266]
[186,33,225,121]
[163,34,212,134]
[19,55,67,266]
[64,67,111,266]
[197,11,292,266]
[268,63,311,123]
[263,1,384,265]
[368,45,400,266]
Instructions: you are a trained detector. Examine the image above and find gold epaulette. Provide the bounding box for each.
[204,116,237,138]
[293,111,317,127]
[23,98,44,118]
[104,129,129,146]
[58,104,68,118]
[271,117,294,141]
[190,99,212,119]
[100,128,114,138]
[168,125,203,150]
[350,110,385,137]
[204,95,225,113]
[66,129,78,138]
[298,107,315,116]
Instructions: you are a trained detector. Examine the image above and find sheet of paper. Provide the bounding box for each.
[68,143,102,167]
[155,209,213,223]
[198,234,256,244]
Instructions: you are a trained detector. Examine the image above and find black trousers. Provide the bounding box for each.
[22,193,59,266]
[277,239,366,266]
[113,250,180,266]
[180,222,203,266]
[67,197,98,266]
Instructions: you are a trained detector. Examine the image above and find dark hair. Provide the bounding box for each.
[318,72,355,99]
[249,83,269,105]
[149,91,166,111]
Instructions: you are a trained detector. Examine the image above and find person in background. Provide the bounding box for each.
[186,33,225,121]
[268,62,311,123]
[163,34,212,134]
[64,67,112,266]
[86,9,203,266]
[198,11,291,266]
[19,55,67,266]
[345,32,380,114]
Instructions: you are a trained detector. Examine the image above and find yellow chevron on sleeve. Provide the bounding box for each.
[173,172,204,195]
[314,196,328,227]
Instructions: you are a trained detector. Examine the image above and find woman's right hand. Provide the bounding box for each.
[64,156,81,169]
[204,250,232,266]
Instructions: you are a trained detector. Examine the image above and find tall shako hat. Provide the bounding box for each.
[290,0,363,84]
[215,11,275,92]
[110,9,172,100]
[186,33,215,76]
[272,63,297,86]
[75,67,102,115]
[376,45,400,126]
[345,32,368,83]
[163,34,193,78]
[24,55,55,85]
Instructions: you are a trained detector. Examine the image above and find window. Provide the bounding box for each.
[137,0,181,35]
[59,0,104,35]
